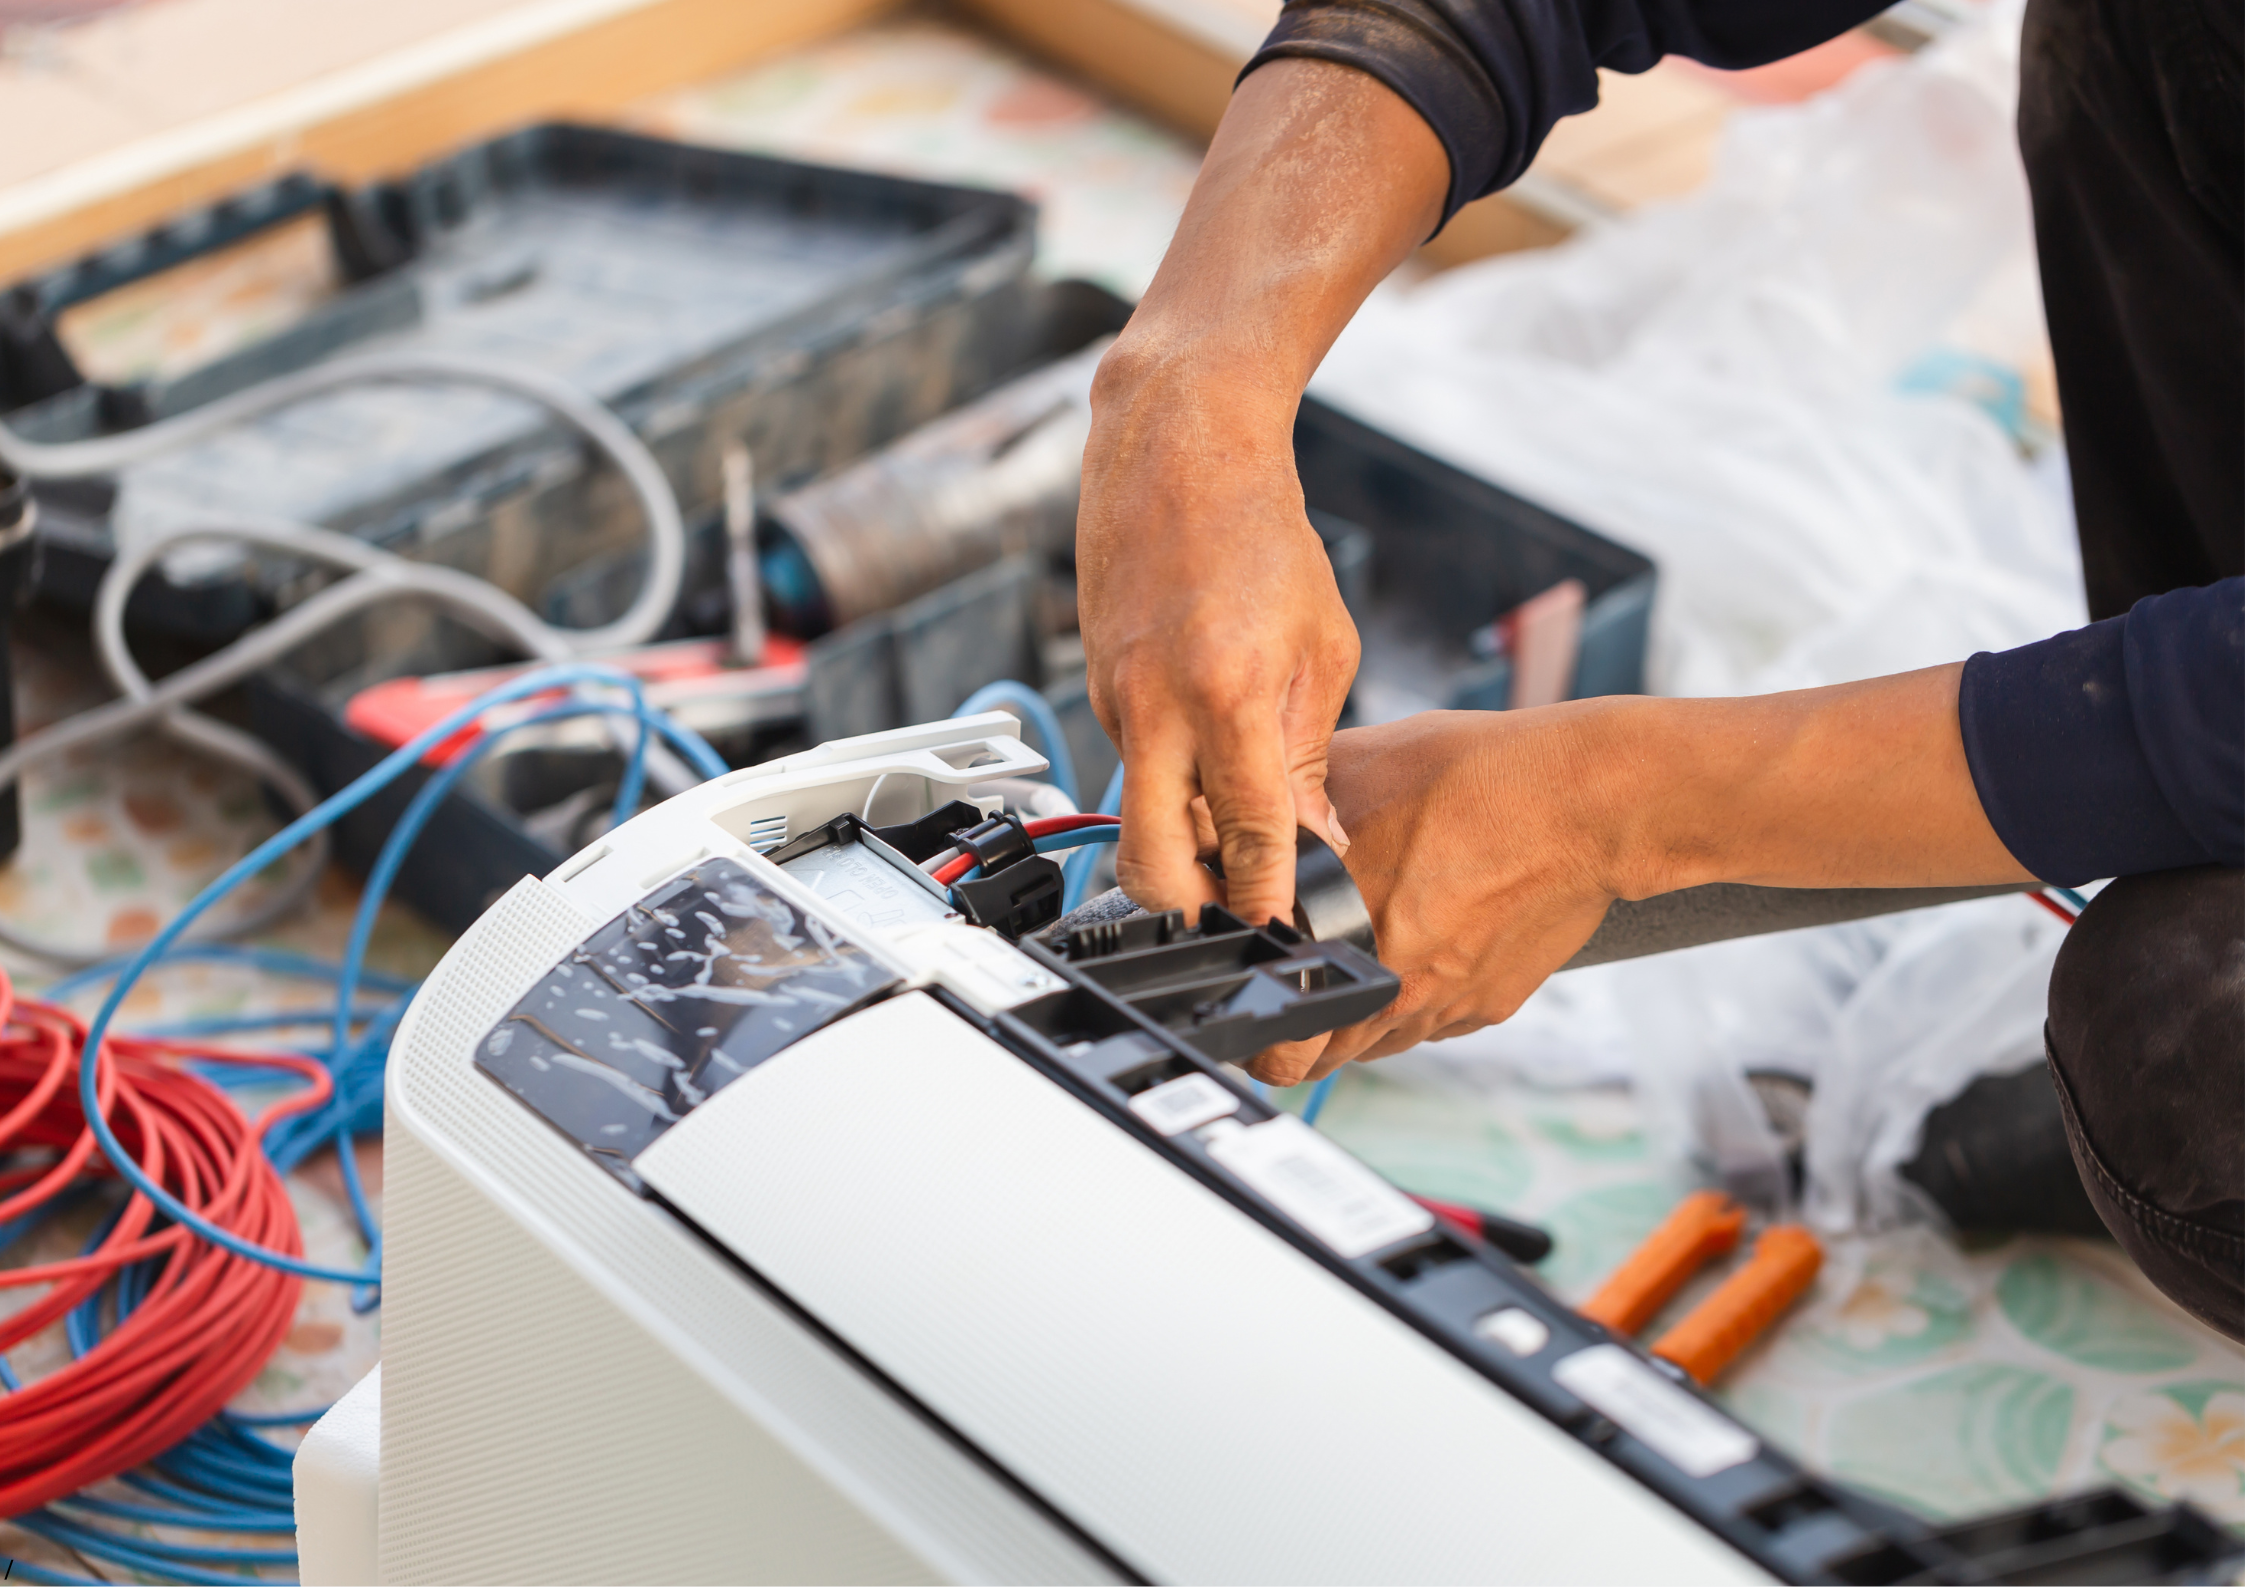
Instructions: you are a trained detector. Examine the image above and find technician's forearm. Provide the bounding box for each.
[1090,59,1448,423]
[1590,664,2038,898]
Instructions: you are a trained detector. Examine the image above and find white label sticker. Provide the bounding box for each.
[1550,1345,1759,1478]
[1206,1115,1433,1258]
[883,921,1063,1012]
[1130,1073,1240,1136]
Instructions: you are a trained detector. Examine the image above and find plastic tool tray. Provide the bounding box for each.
[247,279,1657,934]
[11,123,1038,670]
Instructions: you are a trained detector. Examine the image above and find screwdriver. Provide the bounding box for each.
[0,467,34,863]
[1407,1192,1555,1264]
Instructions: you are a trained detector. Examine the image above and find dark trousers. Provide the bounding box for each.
[2046,866,2244,1340]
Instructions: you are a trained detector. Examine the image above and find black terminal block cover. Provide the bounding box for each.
[952,854,1065,940]
[949,814,1033,875]
[1030,905,1399,1063]
[866,799,988,863]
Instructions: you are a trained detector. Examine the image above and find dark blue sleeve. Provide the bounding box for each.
[1959,579,2245,885]
[1242,0,1890,225]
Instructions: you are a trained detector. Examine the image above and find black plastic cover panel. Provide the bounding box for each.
[477,857,897,1187]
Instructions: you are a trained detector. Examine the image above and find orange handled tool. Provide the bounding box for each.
[1577,1190,1746,1336]
[1652,1224,1823,1384]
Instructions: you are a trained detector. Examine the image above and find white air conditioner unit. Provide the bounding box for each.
[292,711,2234,1586]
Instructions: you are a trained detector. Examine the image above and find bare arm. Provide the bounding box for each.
[1253,663,2038,1082]
[1080,59,1448,928]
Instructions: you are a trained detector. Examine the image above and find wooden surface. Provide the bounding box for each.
[0,0,899,282]
[956,0,1249,137]
[0,0,1806,291]
[955,0,1736,265]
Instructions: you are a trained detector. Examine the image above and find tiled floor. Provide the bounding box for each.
[1314,1068,2245,1524]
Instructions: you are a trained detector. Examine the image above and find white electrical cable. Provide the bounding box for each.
[0,351,696,966]
[0,349,684,655]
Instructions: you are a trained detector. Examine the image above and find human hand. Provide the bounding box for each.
[1078,362,1358,929]
[1244,708,1624,1084]
[1246,663,2036,1085]
[1072,56,1447,930]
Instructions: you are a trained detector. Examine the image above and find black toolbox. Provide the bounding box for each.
[10,123,1039,673]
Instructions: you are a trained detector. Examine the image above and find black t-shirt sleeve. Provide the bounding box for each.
[1242,0,1891,226]
[1959,578,2245,885]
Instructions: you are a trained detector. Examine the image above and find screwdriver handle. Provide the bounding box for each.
[1652,1224,1823,1384]
[1577,1189,1746,1336]
[0,471,35,864]
[1408,1193,1555,1264]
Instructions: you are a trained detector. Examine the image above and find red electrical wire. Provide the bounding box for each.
[2028,891,2079,926]
[0,965,318,1514]
[1022,815,1121,836]
[932,852,977,886]
[932,814,1122,886]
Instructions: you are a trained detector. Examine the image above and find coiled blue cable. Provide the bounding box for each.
[22,667,726,1581]
[43,945,416,1007]
[319,694,712,1308]
[953,680,1078,809]
[1062,759,1126,913]
[72,664,723,1284]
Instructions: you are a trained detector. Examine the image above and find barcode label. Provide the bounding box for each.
[1129,1073,1240,1136]
[1207,1116,1432,1258]
[1551,1345,1758,1478]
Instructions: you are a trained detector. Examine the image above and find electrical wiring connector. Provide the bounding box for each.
[938,816,1120,887]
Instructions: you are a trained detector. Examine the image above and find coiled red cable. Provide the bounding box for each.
[0,964,316,1513]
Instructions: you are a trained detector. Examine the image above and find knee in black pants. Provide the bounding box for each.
[2045,866,2245,1341]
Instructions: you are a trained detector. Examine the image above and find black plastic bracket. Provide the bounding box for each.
[952,855,1065,940]
[1030,904,1397,1063]
[866,799,988,863]
[950,814,1032,875]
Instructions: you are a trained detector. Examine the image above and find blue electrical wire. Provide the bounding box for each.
[947,822,1121,890]
[42,945,416,1007]
[2049,885,2090,914]
[1,1562,106,1585]
[1301,1071,1340,1126]
[1062,759,1125,913]
[952,680,1078,809]
[319,694,703,1309]
[21,667,726,1582]
[136,1008,396,1042]
[1033,826,1120,856]
[58,1492,294,1532]
[72,663,723,1284]
[14,1512,294,1583]
[260,997,411,1183]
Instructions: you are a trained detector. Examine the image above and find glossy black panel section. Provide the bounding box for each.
[477,857,898,1186]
